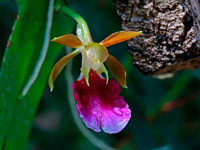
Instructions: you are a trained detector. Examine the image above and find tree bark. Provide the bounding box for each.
[115,0,200,75]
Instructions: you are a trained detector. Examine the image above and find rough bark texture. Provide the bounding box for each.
[115,0,200,75]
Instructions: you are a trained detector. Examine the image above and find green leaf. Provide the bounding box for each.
[16,0,25,10]
[0,0,73,149]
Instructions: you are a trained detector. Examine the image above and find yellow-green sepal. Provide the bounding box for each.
[81,65,90,86]
[97,64,109,84]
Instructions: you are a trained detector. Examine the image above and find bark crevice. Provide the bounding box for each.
[116,0,200,75]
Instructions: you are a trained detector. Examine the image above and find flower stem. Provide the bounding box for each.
[56,3,92,44]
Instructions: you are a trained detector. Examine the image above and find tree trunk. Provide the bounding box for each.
[115,0,200,76]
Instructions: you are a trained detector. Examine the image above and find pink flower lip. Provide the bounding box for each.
[72,70,131,134]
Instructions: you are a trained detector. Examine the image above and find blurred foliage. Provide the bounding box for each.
[0,0,200,150]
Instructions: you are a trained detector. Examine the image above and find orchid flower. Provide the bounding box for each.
[48,5,141,133]
[48,7,141,91]
[48,29,141,90]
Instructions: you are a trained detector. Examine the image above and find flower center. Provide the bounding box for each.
[85,42,108,64]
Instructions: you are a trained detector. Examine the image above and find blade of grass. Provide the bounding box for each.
[0,0,50,147]
[20,0,54,97]
[0,0,74,149]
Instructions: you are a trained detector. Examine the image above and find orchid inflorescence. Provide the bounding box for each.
[48,5,141,134]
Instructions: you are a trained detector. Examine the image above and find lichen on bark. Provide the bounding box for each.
[115,0,200,75]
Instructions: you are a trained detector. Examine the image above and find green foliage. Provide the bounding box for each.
[146,72,192,118]
[16,0,24,9]
[0,0,73,149]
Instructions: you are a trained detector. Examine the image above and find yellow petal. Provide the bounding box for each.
[48,50,80,91]
[80,50,90,86]
[96,67,103,74]
[105,55,127,88]
[96,64,109,84]
[81,65,90,86]
[100,31,142,47]
[51,34,83,48]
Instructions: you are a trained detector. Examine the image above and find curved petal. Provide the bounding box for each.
[80,51,91,86]
[105,55,127,88]
[80,65,90,86]
[72,70,131,134]
[96,64,109,84]
[100,31,142,47]
[48,49,80,91]
[51,34,83,48]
